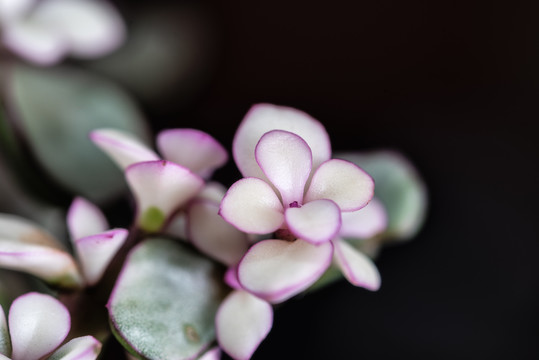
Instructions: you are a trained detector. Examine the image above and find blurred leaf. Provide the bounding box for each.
[7,64,151,204]
[108,238,226,360]
[337,150,428,241]
[90,3,216,109]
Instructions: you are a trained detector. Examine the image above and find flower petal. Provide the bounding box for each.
[219,178,284,234]
[74,229,128,286]
[157,129,228,178]
[90,128,159,170]
[0,304,10,356]
[34,0,125,58]
[187,200,249,266]
[233,104,331,179]
[2,19,67,66]
[198,347,221,360]
[285,199,341,245]
[238,239,333,303]
[67,197,109,241]
[9,292,70,360]
[255,130,312,207]
[48,336,102,360]
[0,240,82,288]
[196,182,227,203]
[125,161,204,232]
[305,159,374,211]
[216,290,273,360]
[333,239,381,291]
[340,198,387,239]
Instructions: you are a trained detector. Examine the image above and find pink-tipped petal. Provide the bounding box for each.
[0,304,10,356]
[216,290,273,360]
[125,161,204,230]
[285,199,341,245]
[198,347,221,360]
[305,159,374,211]
[333,239,381,291]
[0,241,81,288]
[238,239,333,303]
[90,128,159,170]
[74,229,128,286]
[224,266,242,290]
[2,19,67,66]
[340,198,388,239]
[255,130,312,207]
[233,104,331,179]
[48,336,102,360]
[187,201,249,266]
[33,0,125,59]
[9,292,70,360]
[157,129,228,178]
[67,197,109,241]
[219,178,284,234]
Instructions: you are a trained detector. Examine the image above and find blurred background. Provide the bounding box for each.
[3,0,539,358]
[113,0,539,358]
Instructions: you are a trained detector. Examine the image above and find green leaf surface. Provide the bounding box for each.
[108,238,226,360]
[337,150,428,241]
[8,64,151,204]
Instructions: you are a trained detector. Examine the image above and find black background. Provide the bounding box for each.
[114,0,539,358]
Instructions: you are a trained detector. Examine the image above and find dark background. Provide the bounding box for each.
[115,0,539,358]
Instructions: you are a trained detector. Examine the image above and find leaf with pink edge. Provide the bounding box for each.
[67,197,109,241]
[157,129,228,179]
[9,292,70,360]
[108,238,226,360]
[233,103,331,180]
[333,239,381,291]
[216,290,273,360]
[48,336,102,360]
[285,199,341,245]
[336,151,428,241]
[237,239,333,303]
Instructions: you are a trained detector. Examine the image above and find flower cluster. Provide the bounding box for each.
[0,103,419,360]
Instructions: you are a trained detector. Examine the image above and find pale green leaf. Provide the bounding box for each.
[108,238,226,360]
[8,64,151,204]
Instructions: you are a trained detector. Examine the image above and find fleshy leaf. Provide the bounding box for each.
[74,229,128,286]
[9,292,70,360]
[233,104,331,180]
[285,199,341,245]
[216,290,273,360]
[48,336,102,360]
[108,238,226,360]
[198,347,221,360]
[336,151,428,240]
[67,197,109,241]
[33,0,125,59]
[255,130,312,207]
[333,239,381,291]
[90,128,159,170]
[7,64,151,203]
[0,304,10,356]
[339,198,387,239]
[238,239,333,303]
[0,0,35,22]
[157,129,228,178]
[187,200,249,266]
[305,159,374,211]
[125,161,204,232]
[0,214,81,288]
